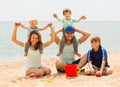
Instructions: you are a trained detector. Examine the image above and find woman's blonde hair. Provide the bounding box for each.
[28,31,43,50]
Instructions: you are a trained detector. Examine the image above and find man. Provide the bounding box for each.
[54,26,90,72]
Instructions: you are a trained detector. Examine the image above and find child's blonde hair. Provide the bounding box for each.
[29,18,38,25]
[63,8,71,15]
[91,36,101,45]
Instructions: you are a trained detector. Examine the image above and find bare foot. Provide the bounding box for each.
[24,52,28,56]
[56,52,61,56]
[76,52,81,57]
[29,73,41,78]
[40,50,43,54]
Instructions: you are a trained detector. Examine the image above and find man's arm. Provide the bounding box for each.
[55,28,64,35]
[19,22,28,30]
[75,29,90,44]
[40,23,52,30]
[54,28,61,44]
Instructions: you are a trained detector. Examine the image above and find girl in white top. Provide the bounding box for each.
[12,23,55,78]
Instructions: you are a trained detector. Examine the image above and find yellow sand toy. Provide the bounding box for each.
[77,67,81,74]
[40,79,52,83]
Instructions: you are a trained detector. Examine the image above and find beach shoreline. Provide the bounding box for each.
[0,52,120,87]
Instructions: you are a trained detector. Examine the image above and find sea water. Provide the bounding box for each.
[0,21,120,61]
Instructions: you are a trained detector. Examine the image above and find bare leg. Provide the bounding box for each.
[78,53,87,68]
[72,36,81,57]
[103,67,113,75]
[26,68,44,77]
[39,44,43,54]
[40,66,51,75]
[57,35,65,56]
[55,59,66,72]
[24,42,30,56]
[84,68,91,75]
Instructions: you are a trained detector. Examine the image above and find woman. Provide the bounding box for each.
[12,23,55,78]
[54,26,90,72]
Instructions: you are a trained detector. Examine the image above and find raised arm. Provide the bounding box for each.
[11,23,24,47]
[75,28,90,44]
[19,22,28,30]
[53,13,62,22]
[54,30,61,44]
[74,16,87,23]
[40,23,52,30]
[55,28,64,35]
[43,25,55,48]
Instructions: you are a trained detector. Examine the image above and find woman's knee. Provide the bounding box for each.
[78,54,87,68]
[26,68,44,76]
[56,60,64,67]
[41,67,51,75]
[55,60,65,70]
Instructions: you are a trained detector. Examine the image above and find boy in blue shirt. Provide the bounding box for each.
[53,8,86,57]
[84,36,113,76]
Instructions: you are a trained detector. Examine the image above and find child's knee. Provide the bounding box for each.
[106,69,113,75]
[84,69,90,75]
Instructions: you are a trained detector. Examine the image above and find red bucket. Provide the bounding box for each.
[65,64,77,77]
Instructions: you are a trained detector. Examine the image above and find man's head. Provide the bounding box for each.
[64,26,75,41]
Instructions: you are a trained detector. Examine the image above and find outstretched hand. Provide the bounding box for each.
[48,23,52,27]
[80,16,87,20]
[53,13,58,18]
[15,22,20,27]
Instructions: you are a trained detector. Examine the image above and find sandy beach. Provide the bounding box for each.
[0,52,120,87]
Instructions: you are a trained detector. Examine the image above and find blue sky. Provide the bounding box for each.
[0,0,120,21]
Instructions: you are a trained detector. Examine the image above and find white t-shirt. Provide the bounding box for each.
[60,43,75,64]
[25,48,42,70]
